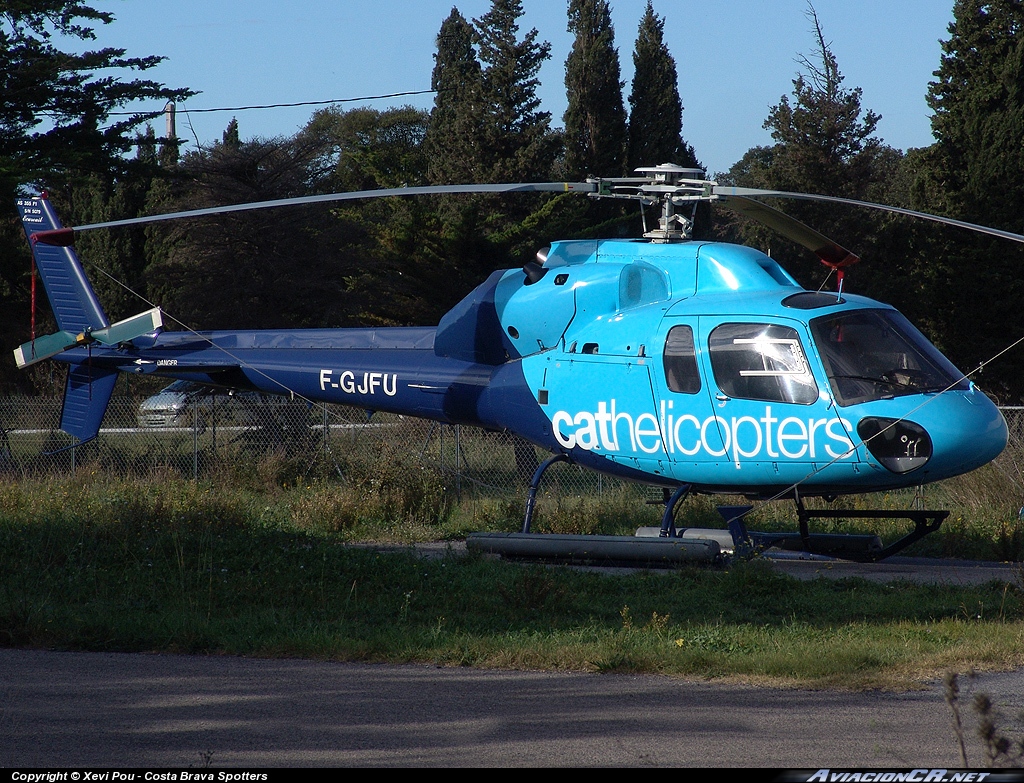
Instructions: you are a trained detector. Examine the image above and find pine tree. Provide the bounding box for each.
[760,6,883,199]
[0,2,194,196]
[626,2,698,171]
[473,0,559,182]
[563,0,626,179]
[424,8,485,185]
[719,5,899,290]
[0,2,192,392]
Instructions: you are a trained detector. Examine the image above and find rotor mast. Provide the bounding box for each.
[587,163,707,242]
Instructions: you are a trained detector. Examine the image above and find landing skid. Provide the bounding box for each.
[721,502,949,563]
[474,457,947,566]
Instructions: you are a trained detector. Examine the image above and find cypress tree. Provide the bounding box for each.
[563,0,627,179]
[222,118,241,151]
[425,8,485,185]
[626,2,698,171]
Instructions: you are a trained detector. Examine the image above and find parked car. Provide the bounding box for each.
[136,380,226,428]
[137,382,315,454]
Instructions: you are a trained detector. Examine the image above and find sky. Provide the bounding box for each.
[80,0,956,178]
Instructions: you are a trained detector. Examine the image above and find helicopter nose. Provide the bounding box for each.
[861,390,1007,480]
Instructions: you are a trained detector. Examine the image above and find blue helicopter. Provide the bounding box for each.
[13,165,1016,562]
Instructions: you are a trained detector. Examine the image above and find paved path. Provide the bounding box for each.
[3,554,1020,768]
[3,649,1023,767]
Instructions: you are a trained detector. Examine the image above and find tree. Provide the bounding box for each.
[719,5,899,290]
[424,8,485,185]
[759,6,884,199]
[626,1,698,172]
[0,2,193,195]
[303,105,462,325]
[0,2,192,392]
[222,118,241,151]
[909,0,1024,398]
[306,105,429,191]
[144,134,360,331]
[926,0,1024,228]
[419,2,565,290]
[563,0,626,179]
[473,0,559,182]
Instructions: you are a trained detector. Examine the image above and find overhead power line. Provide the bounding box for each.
[102,89,435,116]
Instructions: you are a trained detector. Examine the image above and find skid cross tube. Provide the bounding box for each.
[521,454,569,533]
[659,484,692,538]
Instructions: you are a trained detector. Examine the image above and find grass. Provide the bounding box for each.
[2,471,1024,689]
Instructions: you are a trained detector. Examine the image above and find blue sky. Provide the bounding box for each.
[83,0,955,177]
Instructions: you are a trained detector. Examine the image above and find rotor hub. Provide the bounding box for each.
[587,163,711,242]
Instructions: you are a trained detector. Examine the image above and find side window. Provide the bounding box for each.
[663,325,701,394]
[619,262,669,310]
[709,323,818,404]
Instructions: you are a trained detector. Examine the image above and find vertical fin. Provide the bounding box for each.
[16,195,117,444]
[16,195,109,333]
[60,365,118,444]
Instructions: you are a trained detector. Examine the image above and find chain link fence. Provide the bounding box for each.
[0,392,616,499]
[3,394,1024,503]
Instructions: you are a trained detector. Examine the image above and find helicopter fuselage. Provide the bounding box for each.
[56,236,1007,499]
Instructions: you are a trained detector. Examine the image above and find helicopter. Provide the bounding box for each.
[12,164,1017,563]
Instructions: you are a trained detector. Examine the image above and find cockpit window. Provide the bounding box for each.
[709,323,818,404]
[810,309,969,406]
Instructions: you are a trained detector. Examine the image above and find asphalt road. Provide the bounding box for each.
[3,554,1021,768]
[2,649,1023,767]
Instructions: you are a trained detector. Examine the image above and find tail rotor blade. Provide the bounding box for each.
[90,307,163,346]
[13,331,80,369]
[12,307,163,369]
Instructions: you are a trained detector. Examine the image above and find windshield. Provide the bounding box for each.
[810,309,969,406]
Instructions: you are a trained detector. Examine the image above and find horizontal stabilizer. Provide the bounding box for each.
[13,307,162,369]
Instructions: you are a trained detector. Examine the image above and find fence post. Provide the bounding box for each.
[455,424,462,501]
[192,394,199,481]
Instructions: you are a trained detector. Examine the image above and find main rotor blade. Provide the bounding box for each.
[718,195,859,268]
[713,185,1024,246]
[67,182,597,234]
